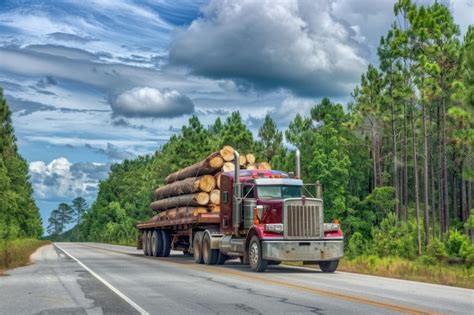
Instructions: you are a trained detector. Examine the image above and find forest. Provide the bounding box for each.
[62,1,474,267]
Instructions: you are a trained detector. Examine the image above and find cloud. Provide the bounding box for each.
[29,157,109,201]
[169,0,367,97]
[85,142,136,161]
[48,32,97,43]
[110,86,194,118]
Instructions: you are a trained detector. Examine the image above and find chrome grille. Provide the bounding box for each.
[284,199,323,239]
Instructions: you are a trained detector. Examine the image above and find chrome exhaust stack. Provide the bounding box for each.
[233,150,241,236]
[295,149,301,178]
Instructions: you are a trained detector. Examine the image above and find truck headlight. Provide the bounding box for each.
[324,223,340,231]
[265,223,284,233]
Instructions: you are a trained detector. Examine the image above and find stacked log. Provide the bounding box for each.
[150,146,272,219]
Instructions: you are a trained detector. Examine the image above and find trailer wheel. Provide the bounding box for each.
[193,232,204,264]
[216,251,227,265]
[248,236,268,272]
[202,233,218,265]
[161,230,171,257]
[151,229,164,257]
[146,230,153,256]
[142,231,149,256]
[319,260,339,273]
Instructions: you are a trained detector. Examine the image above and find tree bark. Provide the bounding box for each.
[403,102,409,221]
[422,100,430,246]
[165,151,224,184]
[437,105,445,239]
[442,97,450,234]
[150,193,210,211]
[390,97,399,218]
[411,99,422,256]
[430,107,437,238]
[155,175,216,200]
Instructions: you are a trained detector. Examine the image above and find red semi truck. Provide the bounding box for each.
[137,150,344,272]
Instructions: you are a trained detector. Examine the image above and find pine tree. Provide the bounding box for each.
[72,197,88,224]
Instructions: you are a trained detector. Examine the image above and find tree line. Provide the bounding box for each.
[38,1,474,264]
[0,89,42,241]
[47,197,88,236]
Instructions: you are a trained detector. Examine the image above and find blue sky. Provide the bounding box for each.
[0,0,472,230]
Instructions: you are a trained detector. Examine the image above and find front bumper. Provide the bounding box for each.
[261,239,343,262]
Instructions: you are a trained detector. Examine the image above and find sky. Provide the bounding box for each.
[0,0,472,230]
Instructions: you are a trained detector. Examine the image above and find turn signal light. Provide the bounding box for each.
[253,207,260,224]
[332,218,340,224]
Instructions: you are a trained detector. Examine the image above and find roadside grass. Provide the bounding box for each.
[287,256,474,289]
[0,238,51,273]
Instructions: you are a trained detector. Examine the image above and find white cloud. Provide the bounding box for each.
[29,157,109,201]
[110,86,195,118]
[170,0,367,97]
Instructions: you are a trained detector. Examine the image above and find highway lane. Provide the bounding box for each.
[1,242,473,314]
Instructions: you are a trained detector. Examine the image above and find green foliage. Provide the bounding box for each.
[0,88,42,239]
[346,232,367,259]
[445,230,470,258]
[426,238,448,262]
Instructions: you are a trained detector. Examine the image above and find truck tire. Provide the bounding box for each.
[143,231,149,256]
[319,260,339,273]
[248,236,268,272]
[216,251,227,265]
[147,230,153,256]
[193,232,204,264]
[202,233,218,265]
[161,230,171,257]
[151,229,164,257]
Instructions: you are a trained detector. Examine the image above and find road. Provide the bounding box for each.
[0,243,472,314]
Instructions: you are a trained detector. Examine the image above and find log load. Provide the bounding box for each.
[164,151,224,184]
[220,146,235,161]
[223,162,235,172]
[154,175,216,199]
[239,155,247,167]
[150,192,209,211]
[245,153,256,164]
[246,163,257,170]
[257,162,272,170]
[209,189,220,205]
[215,173,222,189]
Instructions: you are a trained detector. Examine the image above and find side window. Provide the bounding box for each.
[223,191,228,203]
[243,185,254,198]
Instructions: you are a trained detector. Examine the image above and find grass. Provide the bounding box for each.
[0,238,51,273]
[287,256,474,289]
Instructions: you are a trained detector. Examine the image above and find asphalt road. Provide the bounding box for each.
[0,243,472,314]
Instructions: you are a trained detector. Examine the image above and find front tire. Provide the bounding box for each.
[248,236,268,272]
[319,260,339,273]
[203,233,219,265]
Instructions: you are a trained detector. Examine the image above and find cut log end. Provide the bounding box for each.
[258,162,272,170]
[246,163,257,170]
[210,189,220,205]
[239,155,247,166]
[215,173,222,189]
[246,153,256,164]
[220,145,235,161]
[223,162,235,172]
[209,156,224,168]
[198,175,216,192]
[196,192,210,205]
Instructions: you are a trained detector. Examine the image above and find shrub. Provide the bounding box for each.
[445,230,470,257]
[347,232,366,258]
[426,238,448,262]
[460,243,474,266]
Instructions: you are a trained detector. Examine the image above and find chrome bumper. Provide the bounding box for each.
[262,240,343,262]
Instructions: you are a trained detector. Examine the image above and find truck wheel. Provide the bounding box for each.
[146,230,153,256]
[319,260,339,273]
[248,236,268,272]
[161,230,171,257]
[142,231,149,256]
[216,251,227,265]
[193,232,204,264]
[151,229,164,257]
[202,233,218,265]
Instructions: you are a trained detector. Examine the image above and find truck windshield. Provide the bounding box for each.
[257,185,302,199]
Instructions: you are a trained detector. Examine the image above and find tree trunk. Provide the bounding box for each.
[391,98,399,218]
[165,151,224,184]
[430,107,437,238]
[150,193,210,211]
[372,121,378,190]
[155,175,216,200]
[442,98,450,233]
[422,102,430,246]
[411,100,422,256]
[403,102,409,221]
[437,105,445,239]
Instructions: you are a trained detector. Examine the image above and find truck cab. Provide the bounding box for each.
[205,151,344,272]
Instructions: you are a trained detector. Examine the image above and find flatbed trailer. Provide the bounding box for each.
[137,150,344,272]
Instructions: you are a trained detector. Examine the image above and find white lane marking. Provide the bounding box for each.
[54,243,149,315]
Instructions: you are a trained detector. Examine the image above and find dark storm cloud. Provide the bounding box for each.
[169,0,367,97]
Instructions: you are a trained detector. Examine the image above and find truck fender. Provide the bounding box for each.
[204,229,223,250]
[245,226,263,252]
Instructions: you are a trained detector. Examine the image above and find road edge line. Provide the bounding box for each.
[54,243,149,315]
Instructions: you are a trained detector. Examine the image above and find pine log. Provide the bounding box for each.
[210,189,220,205]
[215,173,222,189]
[246,163,257,170]
[150,192,209,211]
[154,175,216,199]
[165,151,224,184]
[210,205,220,213]
[257,162,272,170]
[246,153,256,164]
[220,146,235,161]
[239,155,247,167]
[223,162,235,172]
[193,207,208,216]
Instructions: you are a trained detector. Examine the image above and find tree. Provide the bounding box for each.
[47,209,61,235]
[57,203,74,232]
[72,197,88,224]
[257,114,283,162]
[220,112,254,152]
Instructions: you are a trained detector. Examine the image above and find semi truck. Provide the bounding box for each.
[137,150,344,272]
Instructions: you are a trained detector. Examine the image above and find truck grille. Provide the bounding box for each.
[284,199,323,239]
